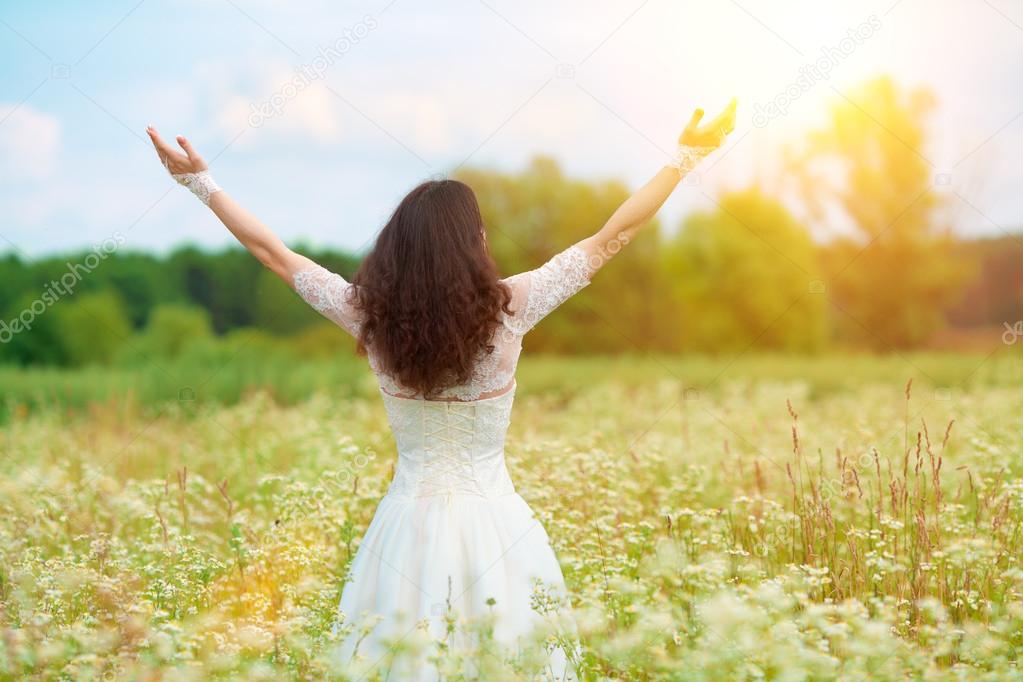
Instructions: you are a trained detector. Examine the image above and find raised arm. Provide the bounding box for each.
[145,126,314,286]
[499,100,738,336]
[575,99,737,272]
[146,126,362,336]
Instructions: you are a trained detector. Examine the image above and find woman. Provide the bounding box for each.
[147,98,736,679]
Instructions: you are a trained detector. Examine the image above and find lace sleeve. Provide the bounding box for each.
[293,265,362,337]
[505,244,593,336]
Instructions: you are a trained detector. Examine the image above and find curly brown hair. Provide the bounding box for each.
[350,180,513,398]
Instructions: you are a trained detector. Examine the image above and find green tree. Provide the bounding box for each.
[0,294,68,365]
[55,291,132,366]
[138,304,213,359]
[253,267,325,334]
[166,247,264,333]
[665,188,826,352]
[457,157,671,352]
[798,76,972,348]
[0,254,30,317]
[95,252,172,329]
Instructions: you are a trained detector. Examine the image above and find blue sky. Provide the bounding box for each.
[2,0,1022,258]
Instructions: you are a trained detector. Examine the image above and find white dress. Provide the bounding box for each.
[294,244,594,679]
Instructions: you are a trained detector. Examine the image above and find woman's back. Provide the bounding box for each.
[293,243,593,401]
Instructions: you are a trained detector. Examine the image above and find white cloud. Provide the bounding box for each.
[208,60,344,146]
[0,104,60,180]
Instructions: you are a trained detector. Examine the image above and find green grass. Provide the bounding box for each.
[3,350,1019,421]
[2,354,1022,679]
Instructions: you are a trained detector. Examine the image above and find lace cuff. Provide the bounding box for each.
[171,170,222,206]
[668,145,716,178]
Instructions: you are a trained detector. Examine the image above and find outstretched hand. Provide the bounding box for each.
[146,126,207,175]
[679,98,737,149]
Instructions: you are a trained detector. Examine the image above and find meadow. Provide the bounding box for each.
[2,353,1023,680]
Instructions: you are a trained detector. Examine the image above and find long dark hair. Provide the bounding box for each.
[351,179,513,397]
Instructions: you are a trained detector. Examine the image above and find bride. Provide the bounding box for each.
[147,99,735,679]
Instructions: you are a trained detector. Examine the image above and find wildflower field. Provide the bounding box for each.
[2,353,1023,680]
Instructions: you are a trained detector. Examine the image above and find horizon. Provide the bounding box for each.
[3,205,1021,264]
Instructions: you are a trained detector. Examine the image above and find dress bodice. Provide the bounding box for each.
[380,387,517,500]
[293,244,595,504]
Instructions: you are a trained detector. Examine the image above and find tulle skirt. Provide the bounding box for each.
[332,491,576,680]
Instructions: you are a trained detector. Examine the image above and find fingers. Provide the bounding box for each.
[686,108,705,131]
[723,97,737,132]
[708,100,736,129]
[176,135,203,165]
[146,126,207,173]
[146,126,173,156]
[146,126,183,172]
[700,99,737,138]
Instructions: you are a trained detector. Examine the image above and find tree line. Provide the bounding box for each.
[1,76,1020,367]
